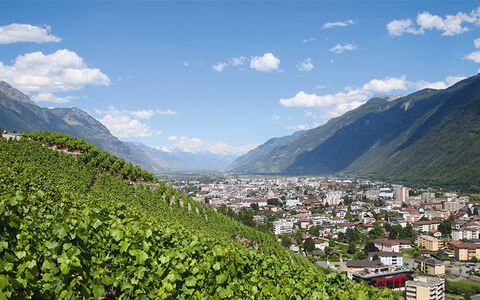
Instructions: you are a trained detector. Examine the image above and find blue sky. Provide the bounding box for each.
[1,1,480,155]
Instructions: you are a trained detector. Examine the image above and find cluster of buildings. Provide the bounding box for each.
[172,176,480,299]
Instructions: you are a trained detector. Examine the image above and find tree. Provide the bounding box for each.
[347,243,357,254]
[250,203,259,211]
[439,219,452,236]
[304,238,315,253]
[345,228,360,242]
[368,225,384,239]
[419,216,430,221]
[344,211,353,221]
[329,239,336,248]
[309,226,320,237]
[355,251,367,260]
[363,242,379,253]
[281,236,292,248]
[372,254,380,261]
[267,198,281,206]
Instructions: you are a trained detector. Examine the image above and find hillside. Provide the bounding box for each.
[0,132,399,299]
[229,74,480,188]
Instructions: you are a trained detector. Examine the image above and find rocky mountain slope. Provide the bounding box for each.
[229,74,480,188]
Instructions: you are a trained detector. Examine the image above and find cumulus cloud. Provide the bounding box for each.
[95,106,173,138]
[475,38,480,49]
[329,43,358,54]
[322,19,355,29]
[296,58,314,71]
[167,136,178,141]
[32,92,75,103]
[387,7,480,36]
[0,49,110,103]
[272,114,280,120]
[279,75,465,118]
[362,76,408,92]
[157,136,258,156]
[231,56,246,66]
[213,62,228,72]
[212,56,246,72]
[413,76,466,90]
[250,53,280,72]
[99,113,152,138]
[0,23,61,44]
[465,51,480,63]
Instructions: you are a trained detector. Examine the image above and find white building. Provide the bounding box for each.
[273,219,294,235]
[368,251,404,266]
[452,227,480,241]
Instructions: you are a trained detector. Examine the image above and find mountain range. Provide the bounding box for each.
[229,74,480,188]
[0,81,235,172]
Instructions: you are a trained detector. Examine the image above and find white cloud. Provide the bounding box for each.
[250,53,280,72]
[322,19,355,29]
[157,136,257,156]
[413,75,466,90]
[0,23,61,44]
[0,49,110,103]
[231,56,246,66]
[465,51,480,63]
[32,92,75,103]
[303,37,316,44]
[387,7,480,36]
[475,38,480,49]
[95,106,173,138]
[99,113,151,138]
[304,111,313,117]
[280,75,467,118]
[213,62,228,72]
[362,76,408,92]
[387,19,423,36]
[182,61,189,67]
[96,107,177,120]
[272,114,280,120]
[212,56,246,72]
[296,58,314,71]
[329,43,358,54]
[167,136,178,141]
[130,109,177,119]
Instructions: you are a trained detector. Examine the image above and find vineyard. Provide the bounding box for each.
[0,132,402,299]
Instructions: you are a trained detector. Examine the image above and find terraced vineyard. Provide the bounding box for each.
[0,132,401,299]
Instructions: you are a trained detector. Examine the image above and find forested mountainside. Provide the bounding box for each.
[0,132,400,299]
[229,74,480,188]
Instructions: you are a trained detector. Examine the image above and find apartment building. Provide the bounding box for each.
[406,276,445,300]
[273,218,294,235]
[414,258,445,276]
[454,243,480,261]
[417,235,442,252]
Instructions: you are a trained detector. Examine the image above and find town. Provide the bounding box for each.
[170,175,480,299]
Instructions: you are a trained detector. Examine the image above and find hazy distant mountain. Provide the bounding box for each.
[0,81,235,173]
[128,142,236,171]
[229,74,480,187]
